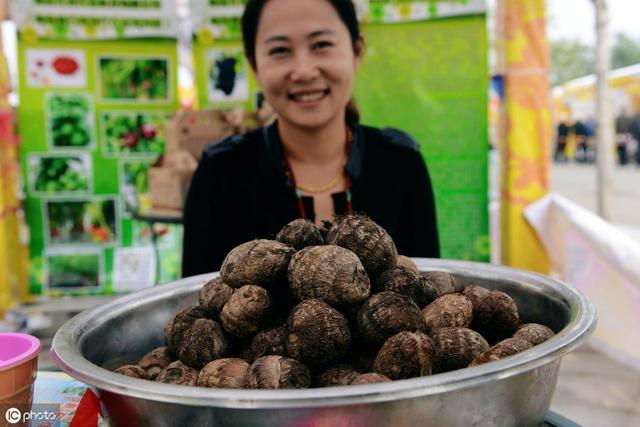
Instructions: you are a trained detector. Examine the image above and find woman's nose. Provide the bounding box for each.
[290,53,320,81]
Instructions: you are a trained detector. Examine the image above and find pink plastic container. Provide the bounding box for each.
[0,333,41,407]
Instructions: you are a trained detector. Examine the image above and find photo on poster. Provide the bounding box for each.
[45,92,95,149]
[45,250,103,293]
[98,56,171,101]
[112,247,156,293]
[26,49,87,88]
[119,160,152,216]
[206,48,248,103]
[132,220,179,250]
[101,111,171,157]
[28,152,92,197]
[43,198,119,247]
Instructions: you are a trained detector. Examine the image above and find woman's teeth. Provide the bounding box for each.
[293,91,326,102]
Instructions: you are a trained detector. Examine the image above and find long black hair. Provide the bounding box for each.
[241,0,361,122]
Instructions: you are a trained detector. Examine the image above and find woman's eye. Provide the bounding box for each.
[269,46,290,56]
[313,41,333,50]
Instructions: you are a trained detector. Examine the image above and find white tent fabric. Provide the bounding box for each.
[525,193,640,370]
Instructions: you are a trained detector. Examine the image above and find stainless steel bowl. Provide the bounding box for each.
[51,259,596,427]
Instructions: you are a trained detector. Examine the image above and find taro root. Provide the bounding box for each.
[164,306,216,355]
[221,285,271,338]
[471,290,520,344]
[422,294,473,331]
[513,323,555,346]
[376,266,439,307]
[431,327,489,372]
[137,346,173,380]
[285,299,351,368]
[250,326,286,361]
[197,358,250,388]
[325,214,398,279]
[244,355,311,389]
[373,331,438,380]
[357,291,427,344]
[469,338,533,367]
[462,285,490,310]
[316,365,359,387]
[114,365,149,380]
[220,239,295,288]
[199,277,234,312]
[156,361,199,386]
[177,318,227,369]
[350,373,391,385]
[287,245,370,306]
[423,270,457,296]
[276,219,324,250]
[396,255,419,273]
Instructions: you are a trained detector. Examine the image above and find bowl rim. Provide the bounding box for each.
[51,258,597,409]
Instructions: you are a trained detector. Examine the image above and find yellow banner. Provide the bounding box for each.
[497,0,550,272]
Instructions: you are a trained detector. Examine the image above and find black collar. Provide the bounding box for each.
[262,120,365,182]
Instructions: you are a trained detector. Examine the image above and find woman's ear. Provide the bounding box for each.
[354,36,365,66]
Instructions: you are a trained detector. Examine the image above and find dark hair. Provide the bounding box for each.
[241,0,362,122]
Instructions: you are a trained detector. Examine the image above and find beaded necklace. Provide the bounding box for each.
[282,126,353,220]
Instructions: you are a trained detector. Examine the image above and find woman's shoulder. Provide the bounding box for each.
[359,124,420,153]
[201,127,264,162]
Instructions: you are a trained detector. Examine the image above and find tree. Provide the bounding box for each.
[549,39,594,86]
[611,33,640,70]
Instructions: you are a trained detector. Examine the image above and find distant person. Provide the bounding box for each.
[554,121,569,163]
[631,111,640,167]
[573,120,589,163]
[584,118,596,163]
[615,111,632,165]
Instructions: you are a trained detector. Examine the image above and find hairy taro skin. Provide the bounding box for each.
[276,219,324,250]
[114,365,149,380]
[199,277,234,312]
[431,327,490,372]
[164,306,217,355]
[471,290,521,344]
[285,299,351,368]
[349,373,391,385]
[469,337,533,367]
[396,255,419,273]
[220,239,295,288]
[513,323,555,346]
[244,356,311,389]
[220,285,271,338]
[422,294,474,331]
[462,285,491,310]
[373,331,439,380]
[250,326,286,361]
[287,245,370,306]
[357,291,427,344]
[376,266,439,307]
[325,214,398,279]
[177,318,227,369]
[315,365,359,387]
[423,270,458,296]
[197,358,250,388]
[155,361,199,386]
[137,346,174,380]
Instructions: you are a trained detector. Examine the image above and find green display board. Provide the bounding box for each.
[191,2,489,262]
[16,37,182,295]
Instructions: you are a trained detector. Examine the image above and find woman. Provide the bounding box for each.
[182,0,439,277]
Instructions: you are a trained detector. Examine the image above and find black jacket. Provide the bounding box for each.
[182,121,439,277]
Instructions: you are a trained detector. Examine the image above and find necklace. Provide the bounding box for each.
[282,126,353,220]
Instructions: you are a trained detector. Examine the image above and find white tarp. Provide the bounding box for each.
[525,194,640,370]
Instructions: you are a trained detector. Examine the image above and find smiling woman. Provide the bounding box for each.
[182,0,440,276]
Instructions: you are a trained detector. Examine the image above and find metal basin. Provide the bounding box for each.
[51,259,596,427]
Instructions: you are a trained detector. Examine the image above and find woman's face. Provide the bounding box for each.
[253,0,361,131]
